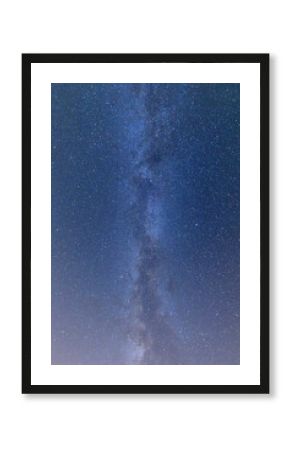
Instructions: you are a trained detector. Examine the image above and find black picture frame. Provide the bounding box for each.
[22,53,269,394]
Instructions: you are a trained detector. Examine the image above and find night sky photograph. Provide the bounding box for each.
[51,83,240,365]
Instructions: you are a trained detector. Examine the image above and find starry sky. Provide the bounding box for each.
[51,83,240,365]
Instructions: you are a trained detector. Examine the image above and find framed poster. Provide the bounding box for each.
[22,53,269,394]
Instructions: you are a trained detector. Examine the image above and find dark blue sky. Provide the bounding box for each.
[51,83,240,365]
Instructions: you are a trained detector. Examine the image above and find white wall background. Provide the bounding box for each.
[0,1,286,449]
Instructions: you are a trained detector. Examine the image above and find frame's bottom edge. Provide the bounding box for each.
[22,384,269,394]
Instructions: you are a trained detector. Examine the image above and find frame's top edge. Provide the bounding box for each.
[22,53,270,65]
